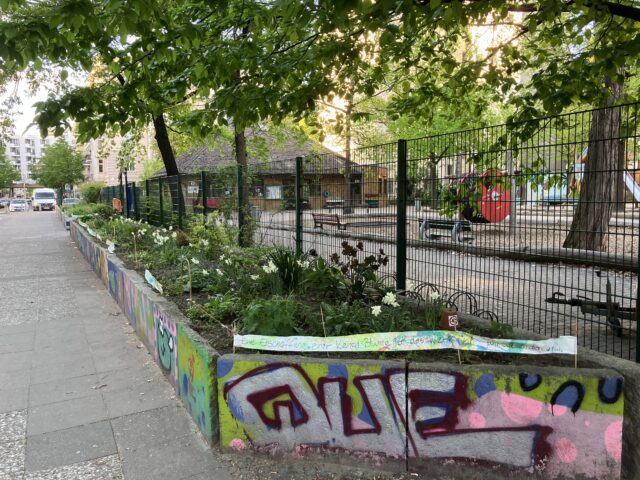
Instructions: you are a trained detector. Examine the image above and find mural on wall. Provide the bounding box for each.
[153,306,178,388]
[178,324,216,442]
[218,357,408,462]
[407,369,623,479]
[218,357,623,479]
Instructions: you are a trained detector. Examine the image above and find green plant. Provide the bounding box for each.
[327,241,388,302]
[267,247,308,293]
[189,293,242,325]
[79,181,106,203]
[490,320,513,338]
[241,296,300,336]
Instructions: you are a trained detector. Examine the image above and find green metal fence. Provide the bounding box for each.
[101,103,640,362]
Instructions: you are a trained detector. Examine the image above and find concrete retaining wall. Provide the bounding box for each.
[218,354,624,479]
[69,221,220,445]
[68,219,638,479]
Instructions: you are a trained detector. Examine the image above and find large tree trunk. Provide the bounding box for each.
[563,77,623,251]
[152,113,178,175]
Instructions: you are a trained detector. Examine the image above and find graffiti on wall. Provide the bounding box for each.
[407,369,623,478]
[177,324,216,442]
[218,358,623,479]
[153,306,178,388]
[218,358,408,461]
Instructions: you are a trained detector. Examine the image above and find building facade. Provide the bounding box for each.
[5,131,76,185]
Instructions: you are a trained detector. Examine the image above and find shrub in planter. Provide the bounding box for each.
[79,181,106,204]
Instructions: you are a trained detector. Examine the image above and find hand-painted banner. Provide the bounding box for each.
[234,331,577,355]
[145,269,164,295]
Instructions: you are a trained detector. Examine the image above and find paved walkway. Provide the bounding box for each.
[0,211,232,480]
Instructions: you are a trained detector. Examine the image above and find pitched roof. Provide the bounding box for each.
[154,133,356,177]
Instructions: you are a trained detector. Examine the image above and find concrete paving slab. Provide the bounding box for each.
[27,394,109,436]
[29,356,96,385]
[119,435,218,480]
[28,373,103,408]
[24,454,123,480]
[102,377,179,419]
[111,405,197,451]
[0,385,29,413]
[25,420,118,472]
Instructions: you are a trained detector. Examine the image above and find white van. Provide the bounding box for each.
[32,188,57,211]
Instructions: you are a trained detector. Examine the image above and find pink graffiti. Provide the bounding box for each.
[604,421,623,463]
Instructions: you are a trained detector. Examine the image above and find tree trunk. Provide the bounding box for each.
[152,113,178,175]
[563,77,623,251]
[343,98,353,214]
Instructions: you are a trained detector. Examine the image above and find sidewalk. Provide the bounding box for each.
[0,211,232,480]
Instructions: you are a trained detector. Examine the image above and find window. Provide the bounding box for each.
[305,178,321,196]
[265,185,283,199]
[378,178,387,195]
[98,159,104,173]
[446,164,454,176]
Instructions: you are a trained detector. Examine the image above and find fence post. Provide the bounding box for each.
[201,170,208,223]
[637,241,640,363]
[177,173,183,230]
[130,182,137,220]
[295,156,303,255]
[396,139,408,291]
[237,165,245,247]
[119,177,127,218]
[158,177,164,226]
[145,179,150,223]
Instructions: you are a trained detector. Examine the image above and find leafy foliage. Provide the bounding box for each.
[78,181,105,203]
[31,139,84,189]
[0,149,19,189]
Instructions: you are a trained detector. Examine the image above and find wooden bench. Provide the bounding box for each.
[312,213,349,230]
[418,218,473,243]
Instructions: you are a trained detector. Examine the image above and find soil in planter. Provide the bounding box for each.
[112,241,592,369]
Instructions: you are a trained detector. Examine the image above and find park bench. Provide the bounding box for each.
[312,212,349,230]
[418,218,473,243]
[365,199,379,208]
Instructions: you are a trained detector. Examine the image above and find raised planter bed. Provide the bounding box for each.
[66,218,640,480]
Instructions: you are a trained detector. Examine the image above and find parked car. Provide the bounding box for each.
[62,197,80,206]
[0,198,9,208]
[9,198,28,212]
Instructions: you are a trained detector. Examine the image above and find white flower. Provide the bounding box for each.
[201,239,210,247]
[220,254,225,261]
[168,225,173,231]
[140,229,147,235]
[297,260,310,268]
[172,232,177,239]
[189,243,194,248]
[250,274,259,281]
[371,305,382,317]
[224,258,232,265]
[262,260,278,274]
[191,257,200,265]
[429,291,441,302]
[382,292,399,308]
[216,269,223,276]
[202,269,209,276]
[406,281,415,292]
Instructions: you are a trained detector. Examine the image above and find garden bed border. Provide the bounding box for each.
[66,217,640,479]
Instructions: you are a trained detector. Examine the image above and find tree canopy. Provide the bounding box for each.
[0,149,19,190]
[31,139,84,189]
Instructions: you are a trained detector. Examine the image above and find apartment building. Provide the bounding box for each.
[5,132,76,184]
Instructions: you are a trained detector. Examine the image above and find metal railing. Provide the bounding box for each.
[101,103,640,362]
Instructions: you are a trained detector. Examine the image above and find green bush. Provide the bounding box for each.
[79,181,106,204]
[241,296,302,336]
